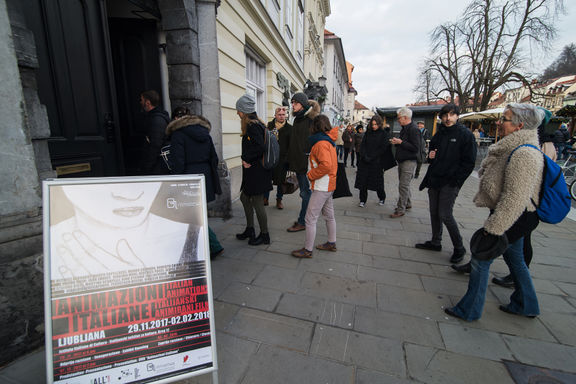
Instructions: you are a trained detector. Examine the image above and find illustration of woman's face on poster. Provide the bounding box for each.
[62,182,162,228]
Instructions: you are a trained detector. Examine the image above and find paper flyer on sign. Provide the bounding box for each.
[43,177,216,384]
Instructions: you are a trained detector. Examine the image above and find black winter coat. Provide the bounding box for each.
[395,121,420,162]
[419,122,477,190]
[288,100,321,174]
[166,115,222,202]
[354,128,391,191]
[267,119,292,185]
[241,120,273,195]
[141,107,170,174]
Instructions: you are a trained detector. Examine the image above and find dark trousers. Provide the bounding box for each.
[428,185,464,250]
[359,188,385,203]
[344,148,355,166]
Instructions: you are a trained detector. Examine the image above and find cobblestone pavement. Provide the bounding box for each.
[2,165,576,383]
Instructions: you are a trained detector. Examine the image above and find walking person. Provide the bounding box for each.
[415,104,477,264]
[166,106,224,259]
[139,90,170,175]
[234,94,272,246]
[390,107,420,218]
[286,93,321,233]
[265,106,292,209]
[335,125,344,160]
[353,125,364,163]
[354,115,390,207]
[342,125,355,167]
[292,115,338,258]
[445,103,544,321]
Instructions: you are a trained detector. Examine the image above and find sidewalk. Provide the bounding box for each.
[2,165,576,383]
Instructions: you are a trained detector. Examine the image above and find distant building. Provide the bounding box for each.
[323,29,348,125]
[344,61,357,124]
[353,100,374,126]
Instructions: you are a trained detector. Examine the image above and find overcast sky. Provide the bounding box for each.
[325,0,576,109]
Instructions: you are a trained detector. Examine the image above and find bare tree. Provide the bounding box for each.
[416,0,565,112]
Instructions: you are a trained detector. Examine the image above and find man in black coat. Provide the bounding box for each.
[140,90,170,175]
[266,106,292,209]
[390,107,420,218]
[416,104,477,263]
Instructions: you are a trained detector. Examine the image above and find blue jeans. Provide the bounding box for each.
[264,185,284,201]
[451,237,539,321]
[296,173,311,225]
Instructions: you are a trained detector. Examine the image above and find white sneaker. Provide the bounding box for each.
[378,200,385,206]
[358,202,365,208]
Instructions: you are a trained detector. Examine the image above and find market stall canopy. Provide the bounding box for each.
[459,108,505,121]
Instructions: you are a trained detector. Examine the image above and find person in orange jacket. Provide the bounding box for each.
[292,115,338,258]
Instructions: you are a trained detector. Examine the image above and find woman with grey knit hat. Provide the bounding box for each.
[234,94,273,246]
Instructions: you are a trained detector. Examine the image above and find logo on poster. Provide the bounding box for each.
[146,363,155,372]
[167,198,178,209]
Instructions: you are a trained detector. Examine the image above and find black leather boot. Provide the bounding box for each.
[236,227,255,241]
[248,232,270,246]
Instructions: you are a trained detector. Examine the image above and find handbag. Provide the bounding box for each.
[281,172,299,194]
[382,145,397,171]
[333,162,352,198]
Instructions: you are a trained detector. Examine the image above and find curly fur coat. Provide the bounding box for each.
[474,129,543,235]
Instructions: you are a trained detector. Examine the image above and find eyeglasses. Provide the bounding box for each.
[499,116,513,123]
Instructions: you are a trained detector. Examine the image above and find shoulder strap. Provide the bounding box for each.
[507,144,540,163]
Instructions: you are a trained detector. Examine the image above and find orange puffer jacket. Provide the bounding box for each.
[307,126,338,192]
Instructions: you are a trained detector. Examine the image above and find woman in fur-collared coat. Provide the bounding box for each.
[445,103,545,322]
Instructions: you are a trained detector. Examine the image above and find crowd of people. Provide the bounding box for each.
[138,88,570,323]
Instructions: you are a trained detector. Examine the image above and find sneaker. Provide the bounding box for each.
[415,241,442,251]
[316,242,337,252]
[378,200,385,206]
[291,248,313,258]
[358,202,366,208]
[449,248,466,264]
[287,222,306,232]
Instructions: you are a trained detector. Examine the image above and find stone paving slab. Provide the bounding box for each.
[298,271,377,307]
[222,308,314,352]
[356,368,416,384]
[240,344,354,384]
[502,334,576,373]
[252,265,304,292]
[310,324,406,376]
[217,282,282,311]
[405,343,516,384]
[354,306,444,348]
[538,312,576,347]
[297,257,358,280]
[439,323,515,361]
[358,265,424,290]
[275,292,355,329]
[377,284,453,320]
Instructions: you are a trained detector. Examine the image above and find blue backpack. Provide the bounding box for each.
[508,144,571,224]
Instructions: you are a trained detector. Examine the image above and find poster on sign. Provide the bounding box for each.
[43,176,217,384]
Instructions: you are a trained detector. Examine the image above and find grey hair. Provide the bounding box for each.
[504,103,545,130]
[396,107,413,118]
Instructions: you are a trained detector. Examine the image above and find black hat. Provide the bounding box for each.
[291,92,309,108]
[470,228,508,261]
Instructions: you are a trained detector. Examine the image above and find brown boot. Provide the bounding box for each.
[263,197,269,206]
[276,199,284,209]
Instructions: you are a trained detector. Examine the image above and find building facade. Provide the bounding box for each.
[322,29,348,126]
[216,0,330,197]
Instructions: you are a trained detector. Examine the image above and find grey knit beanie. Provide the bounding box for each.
[291,92,309,108]
[236,94,256,114]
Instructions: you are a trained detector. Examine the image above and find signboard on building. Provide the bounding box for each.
[43,176,217,384]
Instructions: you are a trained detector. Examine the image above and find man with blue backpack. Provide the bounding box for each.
[445,103,570,322]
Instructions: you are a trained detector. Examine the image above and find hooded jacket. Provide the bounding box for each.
[474,129,543,236]
[307,126,338,192]
[166,115,222,202]
[419,122,477,190]
[288,100,321,174]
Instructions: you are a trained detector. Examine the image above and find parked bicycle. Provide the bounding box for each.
[559,149,576,200]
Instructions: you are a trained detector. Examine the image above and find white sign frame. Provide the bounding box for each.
[43,175,218,384]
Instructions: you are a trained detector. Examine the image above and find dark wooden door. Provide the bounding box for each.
[108,18,163,176]
[25,0,123,177]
